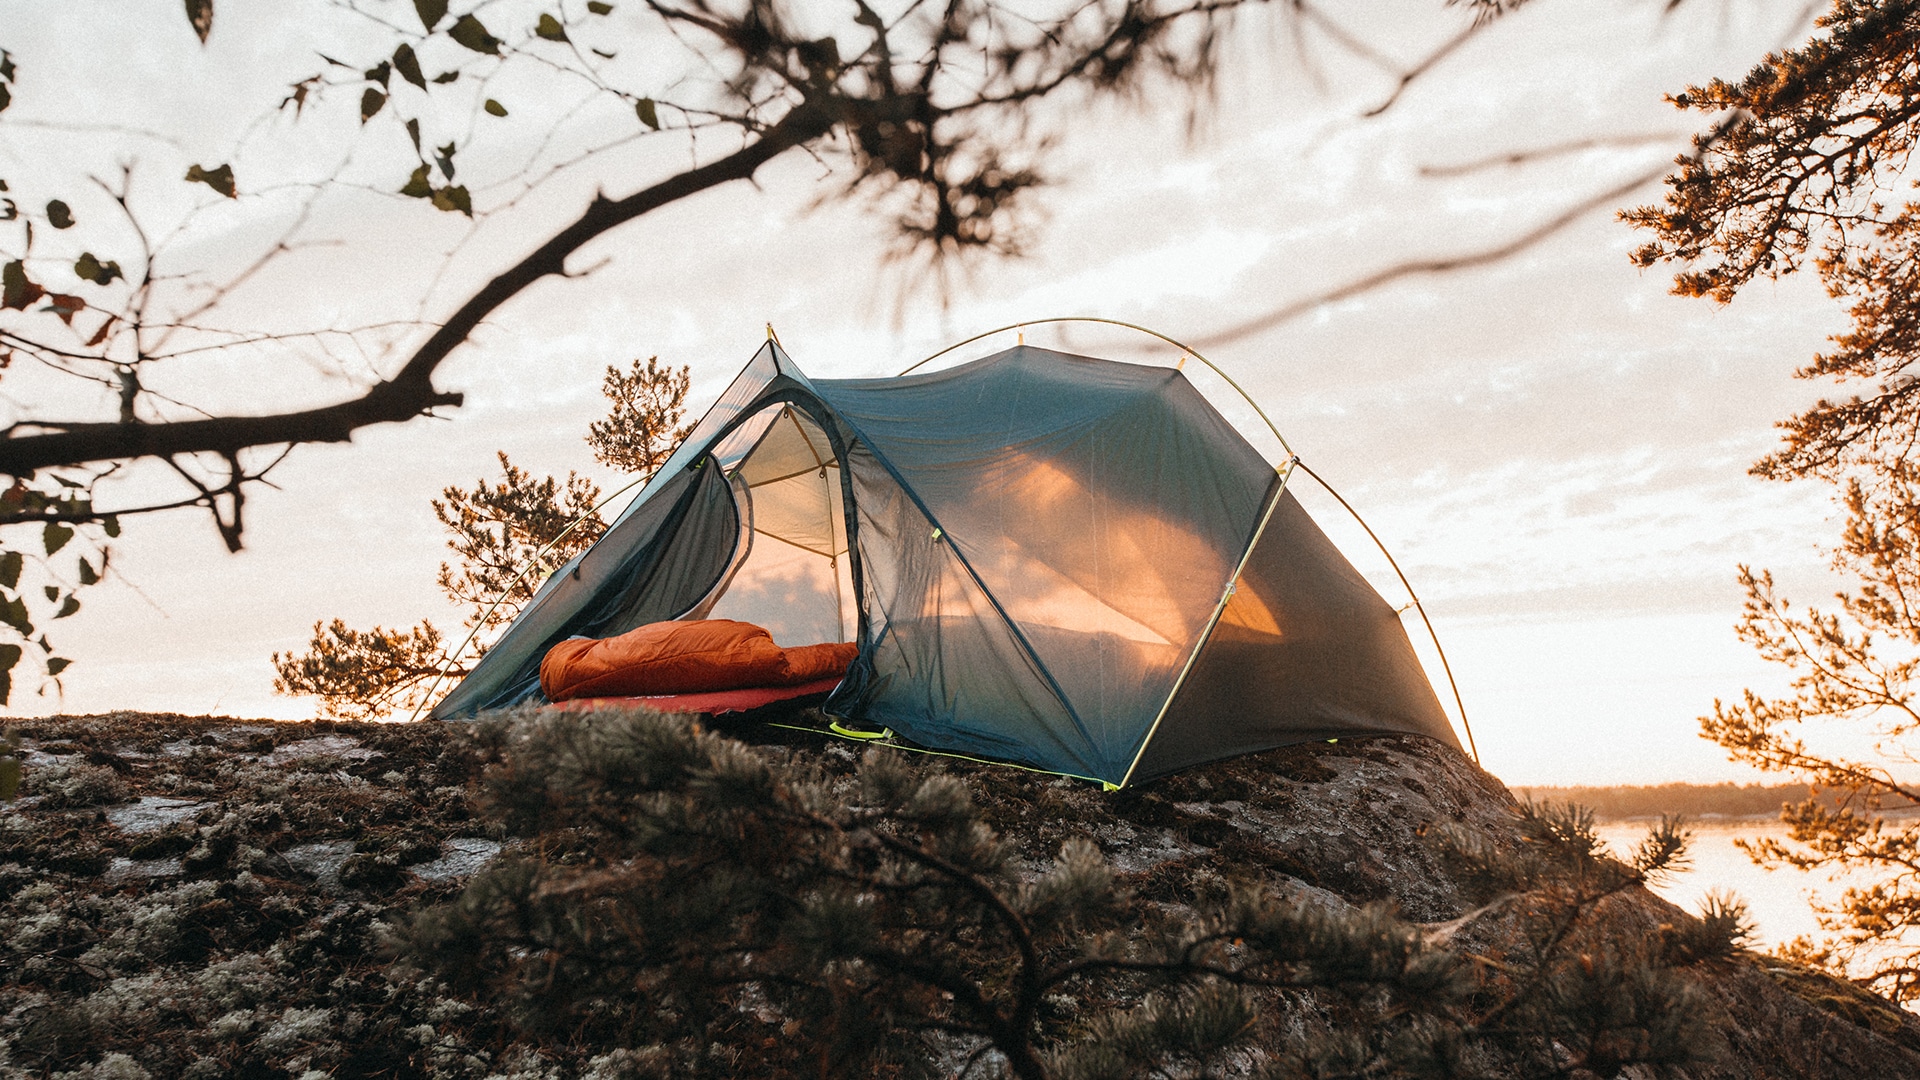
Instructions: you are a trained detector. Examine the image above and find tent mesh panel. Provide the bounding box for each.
[831,441,1098,776]
[1129,488,1458,782]
[814,347,1275,780]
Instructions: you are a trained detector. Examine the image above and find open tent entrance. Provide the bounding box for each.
[692,402,855,645]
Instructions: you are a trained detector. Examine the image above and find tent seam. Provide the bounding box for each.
[1116,456,1298,789]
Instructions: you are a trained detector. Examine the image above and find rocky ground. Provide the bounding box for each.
[2,710,1918,1079]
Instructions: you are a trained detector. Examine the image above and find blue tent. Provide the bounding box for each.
[432,340,1460,786]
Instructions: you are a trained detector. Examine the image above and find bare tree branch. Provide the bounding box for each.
[1418,131,1694,177]
[1199,111,1744,350]
[1359,19,1481,118]
[0,102,837,477]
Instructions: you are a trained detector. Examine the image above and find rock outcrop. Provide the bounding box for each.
[950,730,1920,1079]
[1,712,1917,1078]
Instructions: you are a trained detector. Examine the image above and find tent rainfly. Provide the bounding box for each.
[431,339,1463,787]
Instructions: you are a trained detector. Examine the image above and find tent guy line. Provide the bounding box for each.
[403,469,654,722]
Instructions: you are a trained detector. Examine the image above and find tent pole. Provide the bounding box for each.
[1115,458,1297,790]
[780,404,846,643]
[898,316,1294,460]
[826,465,846,642]
[1291,458,1479,766]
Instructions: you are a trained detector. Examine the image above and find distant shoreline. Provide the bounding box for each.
[1511,782,1920,823]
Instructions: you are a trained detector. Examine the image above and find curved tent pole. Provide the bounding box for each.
[899,316,1295,460]
[406,471,652,722]
[1290,457,1479,766]
[902,316,1480,766]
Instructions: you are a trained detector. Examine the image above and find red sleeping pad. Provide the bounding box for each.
[540,619,855,713]
[548,675,848,716]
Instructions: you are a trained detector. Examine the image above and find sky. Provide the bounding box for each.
[0,0,1872,785]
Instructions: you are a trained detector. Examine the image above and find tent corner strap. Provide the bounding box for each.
[425,317,1480,779]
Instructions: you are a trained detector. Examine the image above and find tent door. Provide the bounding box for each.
[696,403,856,644]
[678,470,756,623]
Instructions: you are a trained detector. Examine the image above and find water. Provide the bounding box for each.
[1594,818,1886,949]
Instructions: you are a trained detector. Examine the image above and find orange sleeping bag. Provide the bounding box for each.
[540,619,858,703]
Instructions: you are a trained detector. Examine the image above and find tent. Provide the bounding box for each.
[430,338,1463,787]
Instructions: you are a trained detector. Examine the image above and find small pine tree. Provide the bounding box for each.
[1432,800,1723,1077]
[273,358,691,719]
[1628,0,1920,1005]
[268,619,452,722]
[1696,456,1920,1001]
[587,358,694,477]
[430,454,606,636]
[403,709,1737,1079]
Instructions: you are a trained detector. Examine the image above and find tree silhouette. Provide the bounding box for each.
[0,0,1280,698]
[1,0,1269,475]
[273,356,688,719]
[1630,0,1920,1001]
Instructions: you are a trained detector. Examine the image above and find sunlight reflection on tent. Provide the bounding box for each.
[967,454,1225,652]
